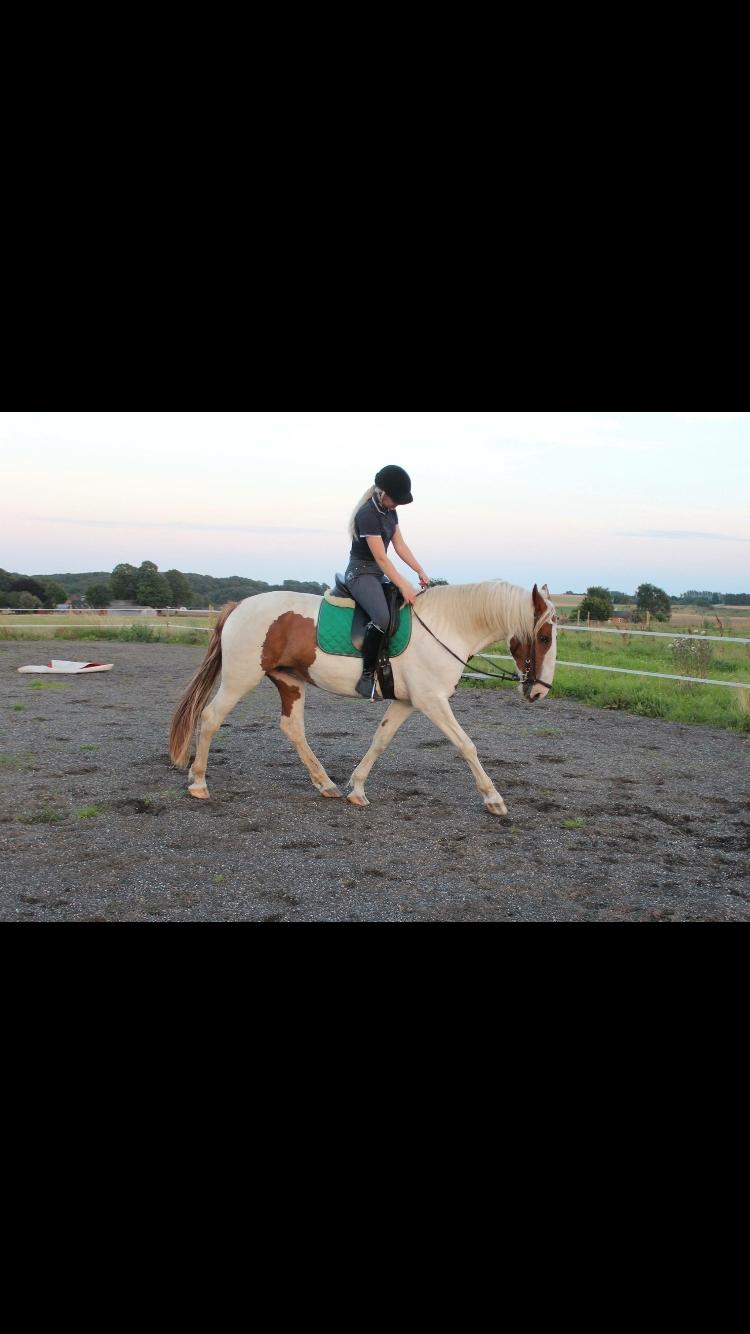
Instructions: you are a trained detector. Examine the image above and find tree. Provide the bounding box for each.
[578,586,613,622]
[428,577,449,586]
[164,569,193,606]
[578,595,613,622]
[87,583,112,607]
[636,583,672,621]
[681,590,722,605]
[111,563,139,600]
[40,579,68,607]
[135,562,172,607]
[10,576,49,603]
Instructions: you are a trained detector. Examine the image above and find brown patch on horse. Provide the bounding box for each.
[268,672,302,718]
[510,585,554,686]
[509,635,526,676]
[260,612,317,684]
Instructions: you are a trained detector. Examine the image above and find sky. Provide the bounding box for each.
[1,411,748,594]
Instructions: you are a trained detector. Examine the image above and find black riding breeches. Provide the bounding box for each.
[344,560,390,633]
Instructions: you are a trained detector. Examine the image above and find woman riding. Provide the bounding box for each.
[345,464,430,698]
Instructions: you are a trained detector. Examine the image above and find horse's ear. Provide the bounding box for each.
[541,583,550,598]
[532,584,546,616]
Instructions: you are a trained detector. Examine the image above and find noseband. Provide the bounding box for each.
[520,644,553,693]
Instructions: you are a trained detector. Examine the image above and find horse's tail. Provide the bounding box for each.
[169,602,239,769]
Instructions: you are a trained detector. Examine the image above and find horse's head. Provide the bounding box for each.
[509,583,557,703]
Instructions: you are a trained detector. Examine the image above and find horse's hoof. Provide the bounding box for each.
[485,798,508,817]
[347,793,369,807]
[321,786,343,799]
[188,785,210,800]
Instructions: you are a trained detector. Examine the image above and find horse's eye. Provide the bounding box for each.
[540,635,551,646]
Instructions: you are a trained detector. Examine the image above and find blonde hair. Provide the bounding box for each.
[347,485,382,541]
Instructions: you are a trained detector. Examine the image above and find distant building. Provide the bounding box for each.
[610,611,633,624]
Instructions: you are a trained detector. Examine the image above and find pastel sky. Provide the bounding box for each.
[1,412,748,594]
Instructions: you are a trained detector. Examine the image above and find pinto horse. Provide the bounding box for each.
[168,580,557,817]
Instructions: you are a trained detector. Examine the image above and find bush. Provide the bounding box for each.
[578,595,612,622]
[670,637,711,680]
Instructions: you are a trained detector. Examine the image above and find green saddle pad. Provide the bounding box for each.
[317,600,412,658]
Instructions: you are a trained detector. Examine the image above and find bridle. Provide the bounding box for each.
[411,596,555,692]
[518,608,556,693]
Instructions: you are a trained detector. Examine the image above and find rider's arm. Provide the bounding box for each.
[391,528,429,587]
[364,536,418,602]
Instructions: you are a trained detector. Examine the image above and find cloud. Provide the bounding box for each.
[617,529,750,543]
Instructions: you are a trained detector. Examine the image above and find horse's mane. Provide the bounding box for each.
[415,580,538,644]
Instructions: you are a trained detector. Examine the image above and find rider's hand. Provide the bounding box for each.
[418,570,430,589]
[400,583,418,606]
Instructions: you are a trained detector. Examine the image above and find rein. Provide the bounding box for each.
[410,596,553,691]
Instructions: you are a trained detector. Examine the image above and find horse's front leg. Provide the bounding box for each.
[348,699,415,807]
[414,693,508,816]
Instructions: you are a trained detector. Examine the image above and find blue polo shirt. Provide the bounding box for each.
[350,494,399,561]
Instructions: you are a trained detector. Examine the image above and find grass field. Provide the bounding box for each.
[466,625,750,732]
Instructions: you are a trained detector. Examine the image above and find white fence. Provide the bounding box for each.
[465,657,750,690]
[466,622,750,690]
[4,607,749,690]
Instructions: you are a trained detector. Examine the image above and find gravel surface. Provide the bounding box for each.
[2,638,749,922]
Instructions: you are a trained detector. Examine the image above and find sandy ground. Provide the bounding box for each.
[1,638,748,922]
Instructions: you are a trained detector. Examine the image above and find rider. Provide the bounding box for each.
[345,464,430,698]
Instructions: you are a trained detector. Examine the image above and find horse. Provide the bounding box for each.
[168,580,558,817]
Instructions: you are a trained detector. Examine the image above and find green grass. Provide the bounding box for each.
[28,679,67,689]
[560,818,586,830]
[0,752,34,768]
[18,808,64,824]
[74,805,105,819]
[463,632,750,732]
[0,625,208,644]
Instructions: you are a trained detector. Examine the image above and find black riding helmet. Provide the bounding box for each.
[375,464,413,504]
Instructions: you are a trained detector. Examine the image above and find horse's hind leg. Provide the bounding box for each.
[188,678,255,799]
[269,672,342,798]
[348,699,415,806]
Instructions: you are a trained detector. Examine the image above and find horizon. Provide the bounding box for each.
[2,412,748,593]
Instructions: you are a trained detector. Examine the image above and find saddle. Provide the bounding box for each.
[324,573,406,699]
[330,573,403,649]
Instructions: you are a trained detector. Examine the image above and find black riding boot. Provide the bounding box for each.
[355,623,384,699]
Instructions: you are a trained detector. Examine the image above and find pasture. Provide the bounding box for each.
[469,628,750,732]
[2,638,748,922]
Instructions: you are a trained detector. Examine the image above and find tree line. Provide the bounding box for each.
[2,564,746,614]
[572,585,749,623]
[0,562,330,609]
